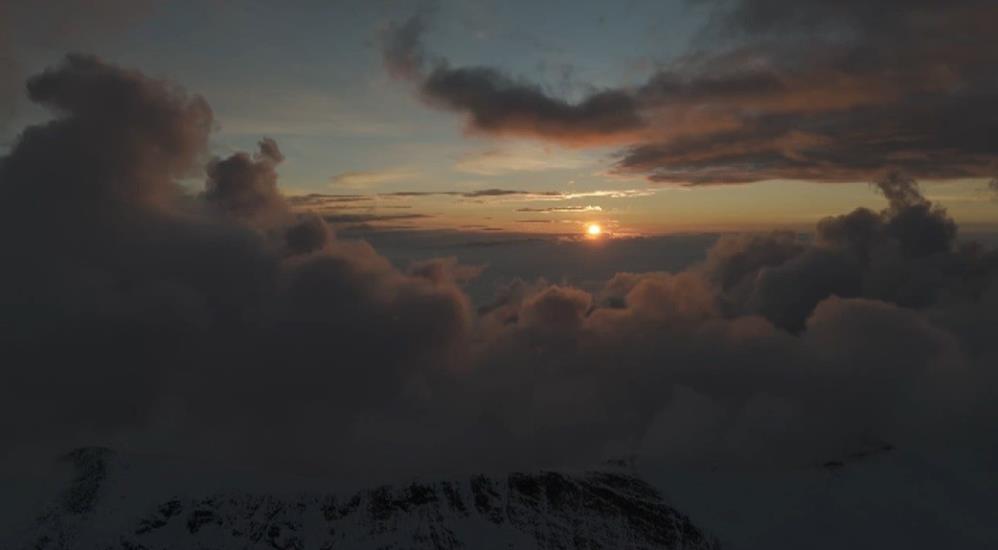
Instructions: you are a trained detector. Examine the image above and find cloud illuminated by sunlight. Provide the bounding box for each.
[454,144,592,175]
[329,168,416,188]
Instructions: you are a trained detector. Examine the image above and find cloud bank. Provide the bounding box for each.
[1,56,997,484]
[383,0,998,184]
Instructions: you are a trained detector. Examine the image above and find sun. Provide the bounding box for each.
[586,223,602,237]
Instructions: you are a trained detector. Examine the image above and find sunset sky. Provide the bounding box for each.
[2,2,998,548]
[3,0,996,235]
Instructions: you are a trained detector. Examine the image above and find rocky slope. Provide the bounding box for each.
[11,448,719,550]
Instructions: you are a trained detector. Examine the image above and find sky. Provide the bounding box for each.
[2,0,996,236]
[2,1,998,548]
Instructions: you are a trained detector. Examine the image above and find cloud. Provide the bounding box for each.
[374,188,561,200]
[380,9,432,81]
[382,14,645,146]
[287,193,371,208]
[385,1,998,184]
[408,256,486,286]
[0,55,473,478]
[0,0,160,132]
[322,212,433,224]
[463,188,553,198]
[553,189,655,200]
[204,138,287,223]
[329,168,415,188]
[454,145,592,175]
[2,55,997,487]
[515,205,603,213]
[416,188,655,201]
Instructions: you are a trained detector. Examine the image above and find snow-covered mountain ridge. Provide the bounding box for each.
[13,448,719,549]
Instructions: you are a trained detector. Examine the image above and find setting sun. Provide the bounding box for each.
[4,2,998,547]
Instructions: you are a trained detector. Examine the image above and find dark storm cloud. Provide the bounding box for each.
[385,1,998,183]
[2,55,998,483]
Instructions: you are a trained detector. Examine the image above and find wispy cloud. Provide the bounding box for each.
[323,212,432,223]
[384,188,561,199]
[292,189,653,208]
[548,189,654,200]
[515,205,603,213]
[329,168,416,188]
[382,188,652,202]
[454,145,592,175]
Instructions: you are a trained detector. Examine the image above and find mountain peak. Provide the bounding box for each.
[14,448,719,549]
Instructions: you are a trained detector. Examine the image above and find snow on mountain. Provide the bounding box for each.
[8,448,720,549]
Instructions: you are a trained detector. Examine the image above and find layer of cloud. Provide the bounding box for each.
[384,1,998,184]
[454,144,592,175]
[297,188,652,204]
[2,56,997,487]
[515,205,603,213]
[329,167,416,188]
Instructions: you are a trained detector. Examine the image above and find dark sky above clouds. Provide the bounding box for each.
[1,2,998,548]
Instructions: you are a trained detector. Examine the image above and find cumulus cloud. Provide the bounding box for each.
[204,138,287,223]
[0,55,473,478]
[384,1,998,184]
[2,55,997,485]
